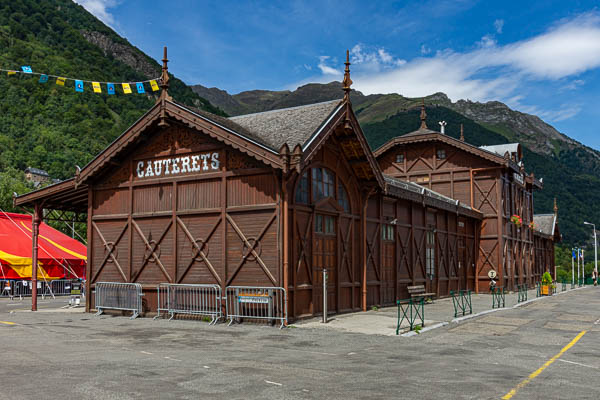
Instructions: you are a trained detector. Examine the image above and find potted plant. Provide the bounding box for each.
[510,215,523,227]
[541,271,553,296]
[528,221,536,230]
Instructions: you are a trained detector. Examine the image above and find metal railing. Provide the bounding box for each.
[450,289,472,317]
[536,282,541,297]
[561,279,567,292]
[225,286,287,329]
[517,284,528,303]
[491,286,505,309]
[154,283,222,324]
[94,282,143,319]
[396,298,425,334]
[0,280,13,297]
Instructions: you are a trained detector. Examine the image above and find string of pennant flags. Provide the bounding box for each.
[1,65,161,94]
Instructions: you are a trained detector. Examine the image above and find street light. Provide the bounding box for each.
[584,222,598,285]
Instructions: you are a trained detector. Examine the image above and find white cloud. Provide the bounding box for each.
[420,44,431,55]
[477,34,496,48]
[73,0,119,28]
[317,56,340,76]
[560,79,585,91]
[295,12,600,122]
[494,19,504,34]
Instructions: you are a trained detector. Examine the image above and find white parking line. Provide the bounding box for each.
[265,380,282,386]
[164,356,182,362]
[140,351,153,355]
[558,359,598,369]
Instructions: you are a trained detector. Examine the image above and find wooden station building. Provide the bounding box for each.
[374,105,559,291]
[15,52,485,320]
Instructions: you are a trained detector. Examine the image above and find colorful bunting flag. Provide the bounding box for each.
[75,80,84,93]
[1,65,160,96]
[136,82,145,94]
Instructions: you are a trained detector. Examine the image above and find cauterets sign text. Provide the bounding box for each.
[136,152,220,179]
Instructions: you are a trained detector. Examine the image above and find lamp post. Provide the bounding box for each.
[584,222,597,285]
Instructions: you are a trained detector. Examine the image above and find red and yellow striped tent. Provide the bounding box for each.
[0,212,86,280]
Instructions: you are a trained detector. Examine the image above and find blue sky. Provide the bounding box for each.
[75,1,600,149]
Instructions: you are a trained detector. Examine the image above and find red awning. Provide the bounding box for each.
[0,212,86,280]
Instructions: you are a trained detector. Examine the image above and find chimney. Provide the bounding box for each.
[438,121,447,134]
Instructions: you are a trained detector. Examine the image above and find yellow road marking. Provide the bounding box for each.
[502,330,587,399]
[0,321,16,325]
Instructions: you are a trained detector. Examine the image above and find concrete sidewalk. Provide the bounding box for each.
[296,285,592,336]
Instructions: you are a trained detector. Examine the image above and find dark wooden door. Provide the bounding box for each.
[458,237,466,290]
[313,214,337,315]
[382,241,395,305]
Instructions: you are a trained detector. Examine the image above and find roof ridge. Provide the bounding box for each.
[230,99,342,119]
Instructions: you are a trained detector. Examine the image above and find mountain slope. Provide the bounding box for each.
[194,82,599,246]
[0,0,224,211]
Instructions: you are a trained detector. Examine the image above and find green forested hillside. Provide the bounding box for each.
[0,0,222,211]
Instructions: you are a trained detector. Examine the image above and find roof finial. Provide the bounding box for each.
[420,98,427,129]
[460,123,465,142]
[342,49,353,102]
[553,197,558,215]
[159,46,171,101]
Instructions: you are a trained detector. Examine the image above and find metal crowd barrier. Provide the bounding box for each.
[94,282,143,319]
[155,283,222,324]
[11,280,50,300]
[225,286,287,328]
[491,286,505,309]
[561,280,567,292]
[396,298,425,334]
[0,279,12,297]
[450,289,472,317]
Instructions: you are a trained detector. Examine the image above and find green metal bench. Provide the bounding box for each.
[396,298,425,334]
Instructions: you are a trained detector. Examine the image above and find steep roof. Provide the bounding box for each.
[374,129,518,169]
[230,100,343,150]
[533,214,557,237]
[479,143,522,160]
[25,167,49,177]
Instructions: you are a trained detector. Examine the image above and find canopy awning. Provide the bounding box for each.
[0,212,86,280]
[14,178,88,213]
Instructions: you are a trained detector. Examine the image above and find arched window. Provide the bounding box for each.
[295,171,309,204]
[294,167,352,213]
[312,167,334,201]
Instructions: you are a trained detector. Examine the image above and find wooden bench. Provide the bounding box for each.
[407,285,436,303]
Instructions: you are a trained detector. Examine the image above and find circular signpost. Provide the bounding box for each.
[488,270,497,279]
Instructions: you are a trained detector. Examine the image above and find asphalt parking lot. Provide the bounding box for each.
[1,288,599,400]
